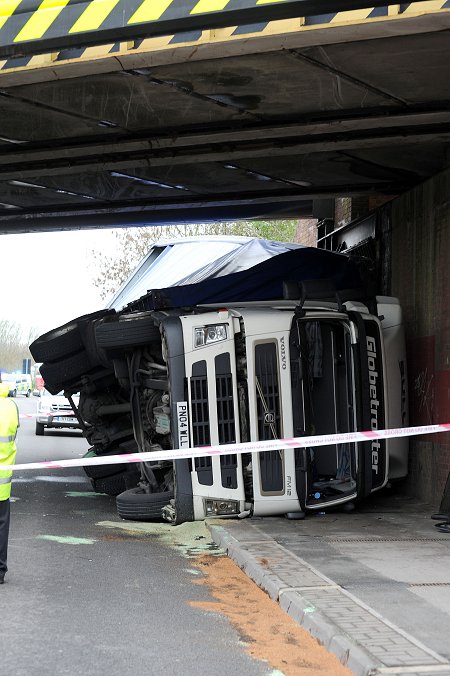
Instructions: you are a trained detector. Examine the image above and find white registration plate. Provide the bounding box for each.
[53,416,75,423]
[176,402,190,449]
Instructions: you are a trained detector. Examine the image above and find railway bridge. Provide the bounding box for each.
[0,0,449,506]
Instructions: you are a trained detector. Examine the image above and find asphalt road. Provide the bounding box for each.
[2,396,270,676]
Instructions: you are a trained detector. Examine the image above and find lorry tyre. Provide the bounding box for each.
[95,313,160,350]
[116,488,174,521]
[30,310,114,363]
[40,351,96,393]
[84,464,125,480]
[35,421,45,436]
[82,448,129,480]
[91,474,128,496]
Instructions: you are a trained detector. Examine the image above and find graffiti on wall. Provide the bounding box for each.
[413,367,435,424]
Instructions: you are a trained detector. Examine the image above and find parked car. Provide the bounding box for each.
[35,389,81,435]
[15,374,33,397]
[0,373,32,397]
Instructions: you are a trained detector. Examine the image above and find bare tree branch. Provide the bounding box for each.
[0,320,40,372]
[89,221,298,301]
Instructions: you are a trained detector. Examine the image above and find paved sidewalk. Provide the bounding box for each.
[207,491,450,676]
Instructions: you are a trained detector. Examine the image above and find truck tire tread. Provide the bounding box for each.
[116,488,173,521]
[40,351,93,393]
[31,310,114,363]
[95,315,160,350]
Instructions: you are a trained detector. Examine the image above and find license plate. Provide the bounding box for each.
[53,416,75,423]
[176,402,190,449]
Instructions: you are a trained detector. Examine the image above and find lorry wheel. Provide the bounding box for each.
[82,448,136,480]
[95,313,160,350]
[30,310,114,363]
[91,474,129,496]
[84,464,125,480]
[35,421,45,436]
[92,465,140,495]
[83,453,126,480]
[40,350,97,393]
[116,488,174,521]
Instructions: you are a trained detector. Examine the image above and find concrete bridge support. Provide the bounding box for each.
[386,168,450,506]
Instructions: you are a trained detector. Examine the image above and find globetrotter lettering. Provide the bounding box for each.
[367,336,380,475]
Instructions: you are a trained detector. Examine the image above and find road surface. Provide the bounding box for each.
[2,395,350,676]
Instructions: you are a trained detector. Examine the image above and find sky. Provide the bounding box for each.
[1,228,120,335]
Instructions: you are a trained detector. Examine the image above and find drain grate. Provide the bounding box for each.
[326,537,448,543]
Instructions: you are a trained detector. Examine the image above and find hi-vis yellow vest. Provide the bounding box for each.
[0,397,19,501]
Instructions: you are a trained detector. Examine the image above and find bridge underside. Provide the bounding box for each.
[0,16,449,233]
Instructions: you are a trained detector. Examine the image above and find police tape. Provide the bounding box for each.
[19,411,75,418]
[20,413,74,418]
[6,423,450,472]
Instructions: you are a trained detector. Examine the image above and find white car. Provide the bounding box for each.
[35,389,81,435]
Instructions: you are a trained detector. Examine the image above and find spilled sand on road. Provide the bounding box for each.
[191,555,352,676]
[98,519,352,673]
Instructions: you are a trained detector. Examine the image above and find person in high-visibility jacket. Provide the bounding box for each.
[0,379,19,585]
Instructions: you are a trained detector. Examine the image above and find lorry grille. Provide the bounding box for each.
[191,376,210,447]
[215,356,237,489]
[255,343,283,493]
[194,456,213,486]
[191,355,238,489]
[50,403,71,411]
[191,372,213,486]
[216,373,237,489]
[216,374,235,444]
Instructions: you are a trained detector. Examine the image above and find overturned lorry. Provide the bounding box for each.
[30,244,408,523]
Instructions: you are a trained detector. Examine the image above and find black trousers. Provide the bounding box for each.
[0,498,10,577]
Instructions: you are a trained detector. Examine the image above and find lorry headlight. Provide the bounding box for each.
[205,499,239,516]
[194,324,228,348]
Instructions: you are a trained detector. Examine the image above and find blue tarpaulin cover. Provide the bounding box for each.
[109,237,303,310]
[128,247,362,311]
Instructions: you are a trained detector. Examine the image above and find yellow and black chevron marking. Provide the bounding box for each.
[0,0,448,72]
[0,0,294,50]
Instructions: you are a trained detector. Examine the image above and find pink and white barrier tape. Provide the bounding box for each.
[20,413,75,419]
[6,423,450,472]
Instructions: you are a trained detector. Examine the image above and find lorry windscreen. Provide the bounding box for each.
[290,318,357,505]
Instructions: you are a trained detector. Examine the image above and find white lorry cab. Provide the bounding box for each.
[30,243,408,523]
[170,293,408,520]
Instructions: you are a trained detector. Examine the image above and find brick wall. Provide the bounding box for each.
[334,197,373,229]
[387,168,450,506]
[295,218,318,247]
